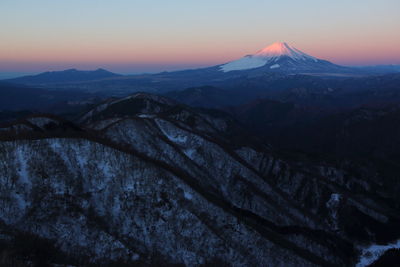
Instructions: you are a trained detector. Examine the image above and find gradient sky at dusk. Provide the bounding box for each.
[1,0,399,74]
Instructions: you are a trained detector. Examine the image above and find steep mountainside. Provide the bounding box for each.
[0,93,399,266]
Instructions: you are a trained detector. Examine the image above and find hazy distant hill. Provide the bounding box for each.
[165,73,400,110]
[6,68,121,86]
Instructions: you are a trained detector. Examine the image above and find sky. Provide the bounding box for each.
[0,0,399,75]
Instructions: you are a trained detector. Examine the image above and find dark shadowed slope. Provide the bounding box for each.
[0,93,400,266]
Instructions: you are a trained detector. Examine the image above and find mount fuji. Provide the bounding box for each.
[5,42,364,94]
[219,42,349,73]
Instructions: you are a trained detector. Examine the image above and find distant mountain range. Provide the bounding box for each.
[6,68,121,86]
[4,42,399,95]
[1,41,400,266]
[165,73,400,109]
[2,71,400,116]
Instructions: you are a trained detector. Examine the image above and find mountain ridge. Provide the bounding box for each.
[1,93,400,265]
[6,68,121,85]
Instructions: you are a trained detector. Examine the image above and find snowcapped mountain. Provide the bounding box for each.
[220,42,346,73]
[254,42,318,62]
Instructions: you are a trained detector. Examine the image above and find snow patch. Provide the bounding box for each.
[270,64,280,69]
[220,56,267,72]
[165,133,187,143]
[15,147,30,187]
[12,147,31,212]
[329,193,341,202]
[137,114,156,119]
[183,148,196,159]
[156,120,188,143]
[356,239,400,267]
[80,101,113,122]
[255,42,317,62]
[184,191,193,200]
[326,193,341,230]
[27,117,57,128]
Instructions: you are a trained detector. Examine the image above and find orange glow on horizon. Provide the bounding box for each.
[0,41,399,72]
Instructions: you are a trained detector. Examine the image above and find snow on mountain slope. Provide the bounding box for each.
[220,42,322,72]
[0,138,329,266]
[1,95,400,266]
[219,55,269,72]
[79,92,177,125]
[255,42,318,62]
[356,239,400,267]
[88,94,400,264]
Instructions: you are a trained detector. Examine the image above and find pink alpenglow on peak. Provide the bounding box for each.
[220,42,319,72]
[255,42,317,61]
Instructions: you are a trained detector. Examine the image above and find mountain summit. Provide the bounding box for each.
[254,42,317,62]
[220,42,343,73]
